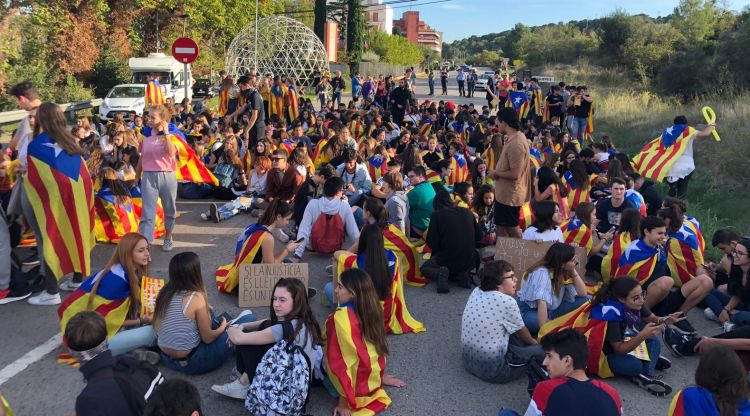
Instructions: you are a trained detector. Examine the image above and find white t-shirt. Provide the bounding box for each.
[15,115,32,169]
[522,226,564,243]
[666,135,696,181]
[461,288,524,380]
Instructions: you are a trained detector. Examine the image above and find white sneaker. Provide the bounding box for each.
[275,229,290,243]
[325,264,334,275]
[230,309,254,325]
[211,379,250,400]
[704,307,719,322]
[27,291,61,306]
[200,212,209,221]
[59,280,81,292]
[162,238,174,252]
[724,321,737,333]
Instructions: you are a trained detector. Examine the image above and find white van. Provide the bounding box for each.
[128,52,192,104]
[98,84,146,121]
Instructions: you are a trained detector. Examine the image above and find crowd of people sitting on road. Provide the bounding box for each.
[0,70,746,416]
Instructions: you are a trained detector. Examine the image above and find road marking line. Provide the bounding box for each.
[0,333,62,387]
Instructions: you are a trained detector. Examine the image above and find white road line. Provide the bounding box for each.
[0,333,62,387]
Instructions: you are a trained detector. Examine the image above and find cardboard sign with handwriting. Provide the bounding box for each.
[494,237,586,277]
[239,263,309,307]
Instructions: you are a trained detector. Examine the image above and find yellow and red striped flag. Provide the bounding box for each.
[518,202,534,231]
[269,86,285,119]
[288,85,300,121]
[382,225,428,287]
[94,186,137,244]
[425,167,442,186]
[26,132,94,279]
[418,120,432,138]
[215,224,269,293]
[313,137,330,167]
[666,221,705,287]
[549,184,570,221]
[217,88,230,116]
[632,124,696,182]
[601,232,631,281]
[613,239,661,285]
[562,171,591,212]
[170,132,219,185]
[506,91,530,119]
[446,154,469,186]
[366,154,388,182]
[349,119,365,139]
[561,218,593,254]
[324,305,392,415]
[145,80,165,105]
[336,251,425,335]
[584,103,594,141]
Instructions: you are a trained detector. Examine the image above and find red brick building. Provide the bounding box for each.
[392,11,442,54]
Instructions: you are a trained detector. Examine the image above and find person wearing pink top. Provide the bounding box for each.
[136,105,178,251]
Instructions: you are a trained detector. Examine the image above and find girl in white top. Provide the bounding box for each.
[523,200,564,243]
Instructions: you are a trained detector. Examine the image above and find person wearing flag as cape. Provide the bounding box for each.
[613,216,712,335]
[145,73,165,106]
[23,102,94,306]
[632,115,716,199]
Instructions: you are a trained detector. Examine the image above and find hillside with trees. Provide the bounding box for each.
[443,0,750,99]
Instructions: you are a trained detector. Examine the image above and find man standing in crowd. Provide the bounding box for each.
[227,74,265,148]
[331,71,345,107]
[467,69,478,98]
[490,108,530,239]
[569,85,593,142]
[456,68,466,97]
[440,67,449,95]
[389,78,411,127]
[546,85,565,122]
[486,71,501,110]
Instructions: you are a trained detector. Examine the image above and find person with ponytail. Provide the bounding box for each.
[516,242,588,335]
[58,233,156,358]
[325,269,405,416]
[562,159,592,212]
[592,276,680,396]
[534,166,570,222]
[212,278,323,401]
[214,199,301,293]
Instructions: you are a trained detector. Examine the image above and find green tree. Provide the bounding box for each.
[621,18,684,85]
[672,0,718,45]
[599,10,632,61]
[346,0,365,63]
[314,0,327,42]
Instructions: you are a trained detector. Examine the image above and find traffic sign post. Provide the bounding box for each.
[172,37,199,101]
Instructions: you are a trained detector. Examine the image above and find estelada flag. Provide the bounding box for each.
[666,221,705,287]
[530,147,543,170]
[269,85,285,119]
[145,80,165,105]
[684,215,706,255]
[601,232,632,281]
[614,239,663,285]
[313,137,330,167]
[217,87,230,116]
[584,103,594,141]
[215,224,269,293]
[58,263,134,342]
[447,153,469,186]
[382,224,428,287]
[632,124,696,182]
[561,218,593,254]
[129,186,166,240]
[506,91,530,119]
[288,85,300,121]
[538,300,622,378]
[518,201,534,231]
[324,305,392,415]
[482,146,499,172]
[367,154,388,182]
[336,251,425,335]
[668,386,750,416]
[419,119,432,138]
[350,119,365,139]
[562,170,590,212]
[26,132,94,279]
[425,167,442,186]
[531,88,544,116]
[141,124,218,185]
[94,186,137,244]
[278,139,296,157]
[548,184,570,221]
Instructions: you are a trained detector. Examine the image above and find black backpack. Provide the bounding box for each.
[526,355,549,397]
[90,355,165,415]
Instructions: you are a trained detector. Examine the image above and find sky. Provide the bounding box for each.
[389,0,750,42]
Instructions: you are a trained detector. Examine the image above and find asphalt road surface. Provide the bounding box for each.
[0,77,717,416]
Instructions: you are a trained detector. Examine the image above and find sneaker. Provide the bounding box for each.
[0,288,32,305]
[275,229,290,243]
[655,355,672,371]
[59,280,81,292]
[212,379,250,400]
[630,374,672,397]
[200,212,209,221]
[131,349,160,366]
[662,325,699,357]
[230,309,254,325]
[27,291,61,306]
[307,287,318,299]
[671,318,697,335]
[162,238,174,252]
[724,321,736,333]
[436,266,450,294]
[210,203,221,223]
[704,307,719,322]
[229,366,242,382]
[325,264,334,275]
[21,250,40,267]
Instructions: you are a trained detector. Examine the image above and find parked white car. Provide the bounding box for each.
[98,84,146,121]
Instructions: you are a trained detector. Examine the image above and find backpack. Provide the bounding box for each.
[310,211,344,254]
[213,163,236,189]
[245,321,312,416]
[89,354,165,415]
[526,355,549,397]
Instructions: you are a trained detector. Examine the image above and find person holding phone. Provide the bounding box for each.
[137,104,178,251]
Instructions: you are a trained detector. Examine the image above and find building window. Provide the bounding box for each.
[373,12,378,21]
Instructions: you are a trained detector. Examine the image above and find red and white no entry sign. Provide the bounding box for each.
[172,37,199,64]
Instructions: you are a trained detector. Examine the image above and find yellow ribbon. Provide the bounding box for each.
[701,106,721,142]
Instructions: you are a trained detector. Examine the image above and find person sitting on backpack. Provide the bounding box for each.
[498,329,622,416]
[325,269,405,416]
[65,310,164,416]
[293,163,337,226]
[155,252,254,374]
[293,176,359,260]
[336,147,371,207]
[144,379,203,416]
[58,233,158,357]
[215,200,301,293]
[420,189,480,293]
[212,278,323,404]
[206,136,247,200]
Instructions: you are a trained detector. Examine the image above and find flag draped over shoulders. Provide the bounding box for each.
[324,305,391,415]
[518,202,534,231]
[25,132,94,279]
[601,233,631,281]
[58,263,132,341]
[382,224,428,287]
[215,224,269,293]
[269,86,285,119]
[666,222,705,287]
[170,130,218,185]
[669,386,750,416]
[506,91,530,119]
[336,251,425,335]
[562,171,590,211]
[614,239,661,285]
[94,186,137,244]
[145,80,165,105]
[561,218,593,254]
[632,124,696,181]
[367,154,389,182]
[447,153,469,185]
[288,85,300,121]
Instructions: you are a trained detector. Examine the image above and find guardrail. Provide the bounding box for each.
[0,99,103,125]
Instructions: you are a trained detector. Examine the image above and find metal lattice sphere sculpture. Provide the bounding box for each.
[225,16,329,88]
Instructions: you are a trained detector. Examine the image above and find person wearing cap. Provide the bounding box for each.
[489,107,531,239]
[262,149,305,207]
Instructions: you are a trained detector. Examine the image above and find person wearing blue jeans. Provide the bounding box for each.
[517,295,588,335]
[704,240,750,328]
[109,325,157,357]
[336,148,372,207]
[571,116,588,142]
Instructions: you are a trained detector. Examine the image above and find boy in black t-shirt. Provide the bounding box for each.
[546,86,564,120]
[499,329,622,416]
[595,178,635,233]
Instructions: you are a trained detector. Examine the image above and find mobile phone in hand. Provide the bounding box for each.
[213,312,233,326]
[295,237,305,244]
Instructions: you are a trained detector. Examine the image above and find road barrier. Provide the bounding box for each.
[0,99,103,126]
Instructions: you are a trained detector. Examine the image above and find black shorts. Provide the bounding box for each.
[493,201,520,228]
[651,288,686,317]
